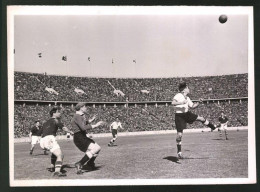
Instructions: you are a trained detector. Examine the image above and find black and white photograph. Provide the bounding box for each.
[7,6,255,186]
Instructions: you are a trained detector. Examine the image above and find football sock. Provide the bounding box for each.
[55,161,62,172]
[177,144,181,153]
[87,157,96,166]
[51,154,57,166]
[79,154,90,165]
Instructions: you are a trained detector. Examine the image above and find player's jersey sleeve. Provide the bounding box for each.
[173,93,181,102]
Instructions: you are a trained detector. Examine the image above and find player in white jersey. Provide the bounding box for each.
[172,82,216,159]
[108,117,123,146]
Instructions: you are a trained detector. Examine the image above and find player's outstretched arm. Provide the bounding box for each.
[88,115,96,123]
[91,121,105,129]
[191,98,203,108]
[172,99,187,106]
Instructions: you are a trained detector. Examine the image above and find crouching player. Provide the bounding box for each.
[71,102,105,174]
[218,111,229,140]
[172,82,217,159]
[40,106,73,177]
[108,117,123,146]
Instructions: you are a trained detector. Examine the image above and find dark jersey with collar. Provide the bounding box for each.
[219,116,228,124]
[42,118,64,137]
[31,126,42,136]
[71,113,92,133]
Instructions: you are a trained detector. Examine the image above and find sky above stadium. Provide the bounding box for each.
[12,7,250,78]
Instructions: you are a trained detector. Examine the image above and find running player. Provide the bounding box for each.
[71,102,105,174]
[172,82,216,159]
[108,117,123,146]
[218,111,229,140]
[29,120,47,155]
[40,106,73,177]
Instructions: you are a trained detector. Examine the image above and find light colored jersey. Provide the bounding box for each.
[173,93,193,113]
[110,121,122,130]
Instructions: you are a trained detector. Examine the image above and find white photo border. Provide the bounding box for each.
[7,6,255,186]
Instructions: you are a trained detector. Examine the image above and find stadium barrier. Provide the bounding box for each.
[14,97,248,107]
[14,126,248,143]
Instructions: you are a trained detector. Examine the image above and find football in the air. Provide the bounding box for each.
[219,15,228,24]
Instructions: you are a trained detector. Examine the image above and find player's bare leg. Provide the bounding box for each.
[75,143,101,174]
[108,135,117,146]
[51,148,66,177]
[87,143,101,169]
[176,132,183,159]
[196,116,216,131]
[47,153,57,172]
[30,144,35,155]
[224,129,228,140]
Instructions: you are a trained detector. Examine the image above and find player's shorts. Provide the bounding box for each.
[175,111,198,132]
[31,136,41,145]
[73,131,95,152]
[219,123,228,131]
[112,129,118,137]
[40,135,60,153]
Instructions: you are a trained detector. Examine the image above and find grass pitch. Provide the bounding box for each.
[14,129,248,180]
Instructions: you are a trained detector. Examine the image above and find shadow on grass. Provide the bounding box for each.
[163,156,181,164]
[32,153,49,156]
[163,156,209,163]
[82,165,103,173]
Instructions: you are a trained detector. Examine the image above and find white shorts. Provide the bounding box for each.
[219,124,228,131]
[31,136,41,145]
[40,135,60,153]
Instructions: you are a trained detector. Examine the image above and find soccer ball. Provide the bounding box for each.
[219,15,228,24]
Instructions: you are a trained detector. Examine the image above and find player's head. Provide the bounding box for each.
[116,116,119,122]
[178,82,189,94]
[75,102,87,113]
[50,106,62,118]
[35,120,40,126]
[220,111,225,116]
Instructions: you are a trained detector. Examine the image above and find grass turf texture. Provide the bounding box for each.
[14,129,248,180]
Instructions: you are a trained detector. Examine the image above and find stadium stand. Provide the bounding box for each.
[13,72,248,138]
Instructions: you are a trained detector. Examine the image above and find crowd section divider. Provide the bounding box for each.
[14,97,248,106]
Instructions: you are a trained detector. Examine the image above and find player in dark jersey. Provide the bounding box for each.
[71,102,105,174]
[172,82,216,159]
[218,111,229,140]
[29,120,47,155]
[40,106,73,177]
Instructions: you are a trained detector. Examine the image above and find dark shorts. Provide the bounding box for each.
[112,129,118,137]
[73,132,95,152]
[175,111,198,133]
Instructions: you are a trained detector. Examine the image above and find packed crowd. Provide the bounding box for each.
[14,100,248,138]
[14,72,248,102]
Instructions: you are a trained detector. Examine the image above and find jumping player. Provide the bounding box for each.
[40,106,73,177]
[29,120,47,155]
[218,111,229,140]
[71,102,105,174]
[172,82,216,159]
[108,117,123,146]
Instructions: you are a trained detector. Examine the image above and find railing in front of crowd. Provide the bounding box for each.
[14,97,248,108]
